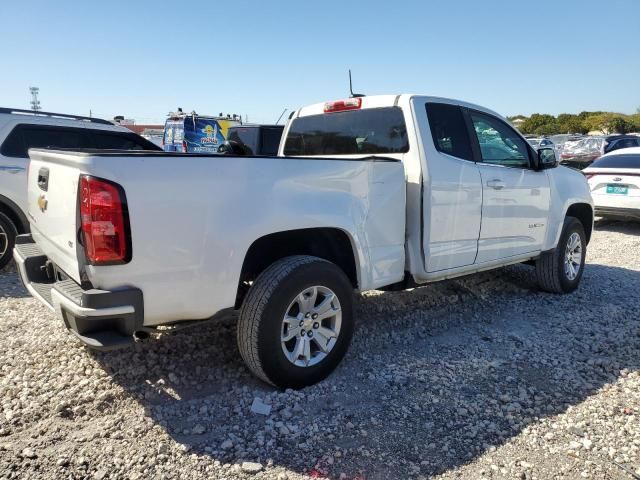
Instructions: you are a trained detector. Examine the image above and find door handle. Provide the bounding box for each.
[487,179,505,190]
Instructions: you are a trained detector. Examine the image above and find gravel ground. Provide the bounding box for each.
[1,219,639,480]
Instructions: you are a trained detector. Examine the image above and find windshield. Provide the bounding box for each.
[283,107,409,156]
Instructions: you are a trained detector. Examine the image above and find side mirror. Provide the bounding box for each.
[537,147,558,169]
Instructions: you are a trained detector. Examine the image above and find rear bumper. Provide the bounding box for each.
[13,234,144,350]
[595,206,640,220]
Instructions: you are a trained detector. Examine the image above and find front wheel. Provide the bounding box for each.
[0,212,18,270]
[237,255,354,389]
[535,216,586,293]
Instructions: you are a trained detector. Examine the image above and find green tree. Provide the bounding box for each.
[585,113,635,134]
[520,114,557,135]
[556,114,587,134]
[608,116,635,134]
[578,111,606,120]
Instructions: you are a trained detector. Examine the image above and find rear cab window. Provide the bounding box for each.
[283,107,409,156]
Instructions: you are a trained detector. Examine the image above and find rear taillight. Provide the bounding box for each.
[324,97,362,113]
[79,175,131,265]
[182,140,188,153]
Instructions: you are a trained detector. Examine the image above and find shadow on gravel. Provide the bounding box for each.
[0,266,31,299]
[594,218,640,235]
[89,262,640,479]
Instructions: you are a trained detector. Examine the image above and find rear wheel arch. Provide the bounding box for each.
[237,255,355,388]
[236,228,359,308]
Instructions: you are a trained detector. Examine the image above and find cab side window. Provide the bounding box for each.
[425,103,474,161]
[469,111,531,168]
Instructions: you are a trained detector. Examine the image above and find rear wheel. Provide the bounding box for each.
[237,255,354,389]
[535,216,586,293]
[0,212,17,270]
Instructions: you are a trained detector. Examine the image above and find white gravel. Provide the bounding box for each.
[1,219,639,479]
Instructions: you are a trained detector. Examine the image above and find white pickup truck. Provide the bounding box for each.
[15,95,594,388]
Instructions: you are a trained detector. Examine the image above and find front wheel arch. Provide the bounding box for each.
[565,203,593,244]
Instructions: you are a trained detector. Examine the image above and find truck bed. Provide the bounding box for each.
[26,149,407,326]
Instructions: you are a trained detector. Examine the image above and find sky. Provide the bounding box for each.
[1,0,639,124]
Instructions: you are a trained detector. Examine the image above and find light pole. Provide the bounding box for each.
[29,87,41,112]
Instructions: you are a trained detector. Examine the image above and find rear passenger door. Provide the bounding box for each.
[422,102,483,272]
[466,109,550,263]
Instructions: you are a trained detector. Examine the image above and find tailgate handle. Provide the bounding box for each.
[37,168,49,191]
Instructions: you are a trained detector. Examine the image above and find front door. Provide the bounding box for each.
[466,109,550,264]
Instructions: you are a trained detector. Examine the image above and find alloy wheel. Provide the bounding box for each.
[281,286,342,367]
[564,232,582,281]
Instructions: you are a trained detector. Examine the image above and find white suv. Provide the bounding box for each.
[0,108,161,269]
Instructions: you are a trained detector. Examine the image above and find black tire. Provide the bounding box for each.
[0,212,18,270]
[535,216,586,293]
[237,255,354,389]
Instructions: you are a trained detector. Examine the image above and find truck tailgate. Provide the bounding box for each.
[27,149,83,283]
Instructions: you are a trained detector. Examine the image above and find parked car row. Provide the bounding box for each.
[560,135,640,169]
[524,133,640,170]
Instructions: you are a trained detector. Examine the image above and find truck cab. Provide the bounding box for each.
[280,95,593,282]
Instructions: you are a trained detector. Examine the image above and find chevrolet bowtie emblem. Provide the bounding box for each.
[37,194,48,213]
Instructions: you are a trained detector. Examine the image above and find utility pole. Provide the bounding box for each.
[29,87,41,112]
